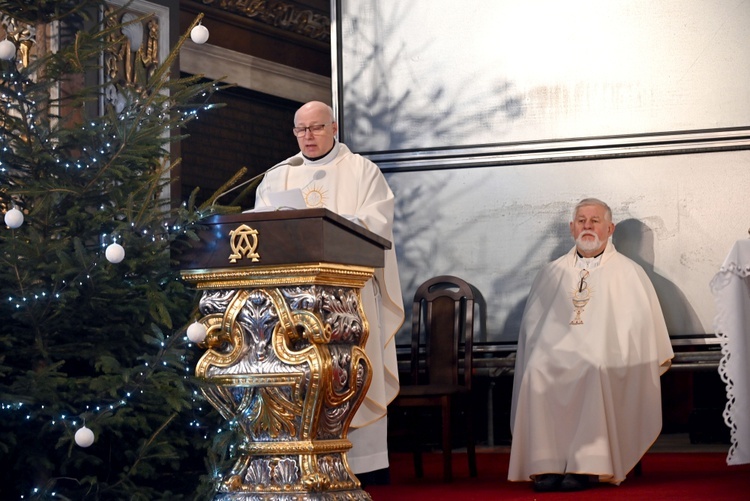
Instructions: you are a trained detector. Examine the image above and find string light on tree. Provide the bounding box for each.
[190,22,209,44]
[4,207,24,228]
[105,242,125,263]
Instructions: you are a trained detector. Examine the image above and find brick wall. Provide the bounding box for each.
[177,82,302,208]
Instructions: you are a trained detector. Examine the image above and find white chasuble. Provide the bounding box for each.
[255,144,405,473]
[509,243,673,484]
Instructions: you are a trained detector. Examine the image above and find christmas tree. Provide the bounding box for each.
[0,1,238,498]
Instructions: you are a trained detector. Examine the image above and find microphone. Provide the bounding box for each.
[210,156,304,207]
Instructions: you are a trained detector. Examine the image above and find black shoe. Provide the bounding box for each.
[533,473,564,492]
[560,473,590,491]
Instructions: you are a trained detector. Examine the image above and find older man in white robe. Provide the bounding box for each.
[509,198,674,492]
[254,101,405,485]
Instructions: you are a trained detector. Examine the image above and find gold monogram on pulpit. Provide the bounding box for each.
[228,224,260,263]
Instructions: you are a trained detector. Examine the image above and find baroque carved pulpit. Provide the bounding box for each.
[180,209,389,500]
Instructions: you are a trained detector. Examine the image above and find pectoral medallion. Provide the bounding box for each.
[571,269,591,325]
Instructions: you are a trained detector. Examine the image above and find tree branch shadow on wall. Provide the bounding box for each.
[339,2,530,345]
[340,2,523,152]
[388,169,497,344]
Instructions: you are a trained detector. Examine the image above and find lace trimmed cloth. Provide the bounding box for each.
[709,239,750,465]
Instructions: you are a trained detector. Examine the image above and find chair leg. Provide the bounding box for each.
[441,400,452,482]
[466,403,477,477]
[413,411,423,477]
[402,407,424,477]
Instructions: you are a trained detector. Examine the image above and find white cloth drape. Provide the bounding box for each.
[710,239,750,466]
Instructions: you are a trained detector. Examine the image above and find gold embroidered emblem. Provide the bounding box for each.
[228,224,260,263]
[303,184,327,207]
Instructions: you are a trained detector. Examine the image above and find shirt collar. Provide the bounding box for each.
[303,140,340,166]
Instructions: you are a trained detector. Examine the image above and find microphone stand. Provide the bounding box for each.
[209,156,304,209]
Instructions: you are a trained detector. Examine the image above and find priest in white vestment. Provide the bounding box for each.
[509,198,674,492]
[253,101,405,483]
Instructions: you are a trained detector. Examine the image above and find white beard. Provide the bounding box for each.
[576,232,603,254]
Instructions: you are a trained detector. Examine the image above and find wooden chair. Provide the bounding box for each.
[390,275,477,482]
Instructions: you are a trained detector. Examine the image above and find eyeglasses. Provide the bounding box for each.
[292,123,331,137]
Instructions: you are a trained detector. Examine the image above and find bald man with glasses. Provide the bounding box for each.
[254,101,405,486]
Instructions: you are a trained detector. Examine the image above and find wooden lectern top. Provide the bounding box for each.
[178,208,391,271]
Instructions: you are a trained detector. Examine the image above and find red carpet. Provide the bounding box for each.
[366,452,750,500]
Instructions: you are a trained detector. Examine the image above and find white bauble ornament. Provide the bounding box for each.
[190,24,209,44]
[187,321,207,343]
[75,426,95,447]
[4,207,24,228]
[0,39,16,60]
[105,242,125,263]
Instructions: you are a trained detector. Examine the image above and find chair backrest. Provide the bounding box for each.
[409,275,474,389]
